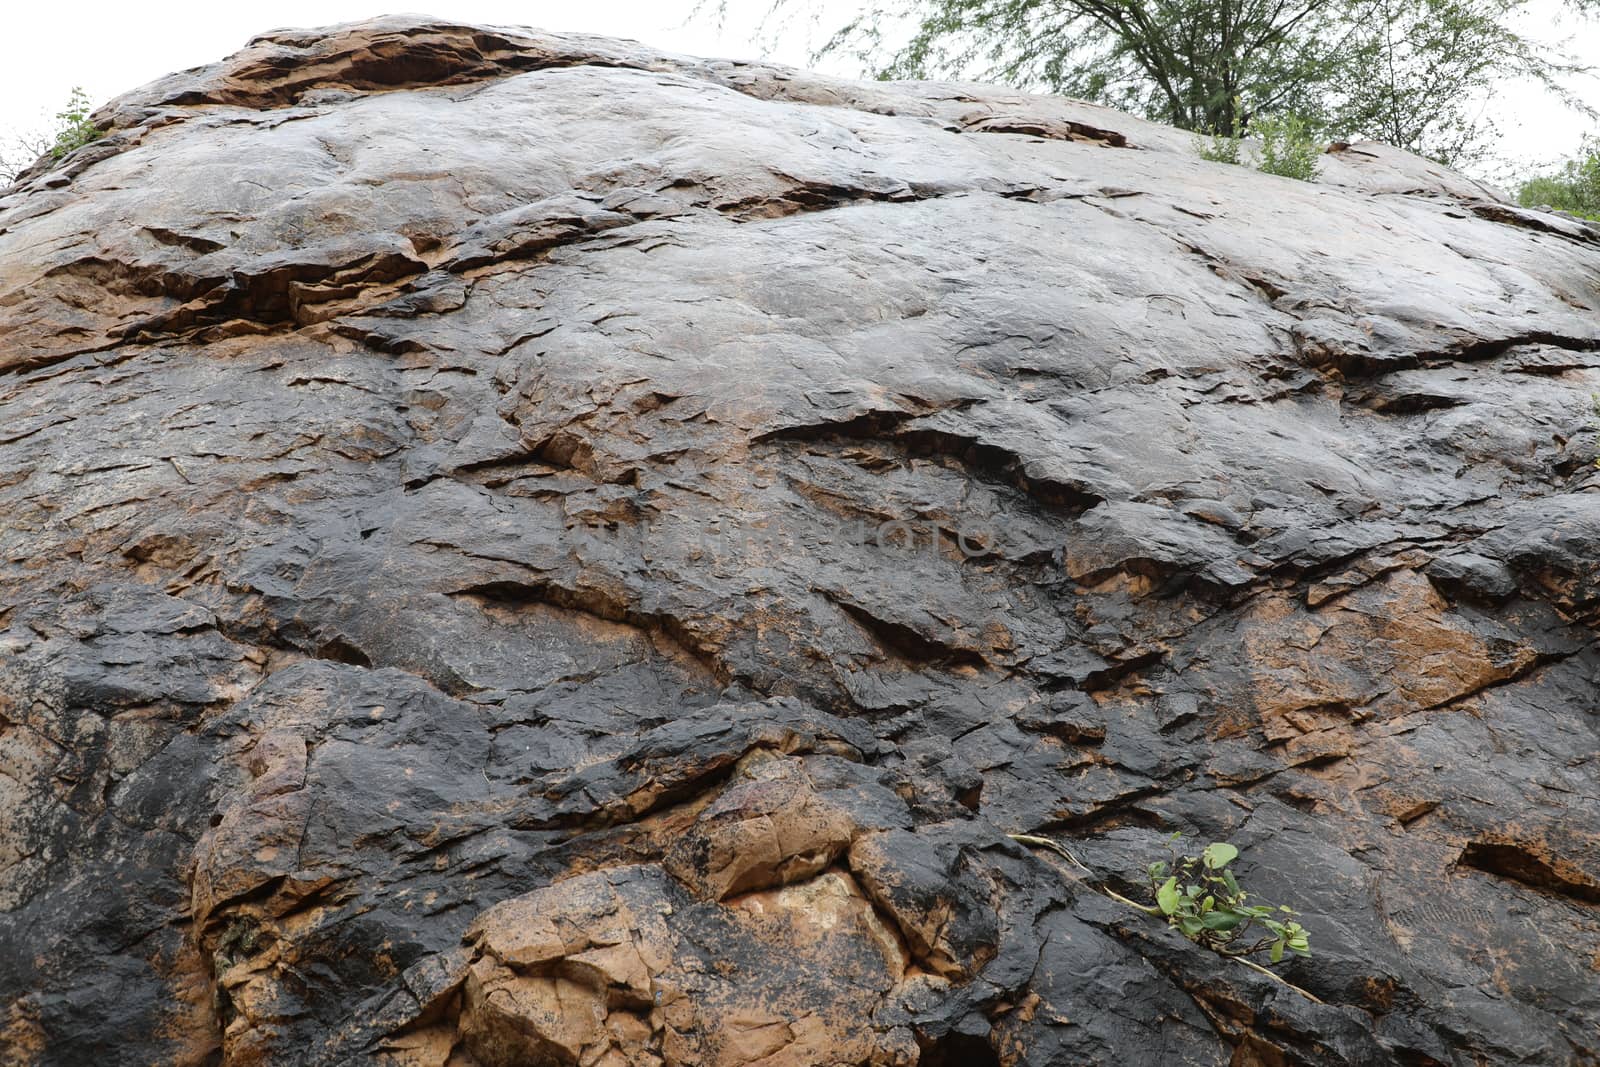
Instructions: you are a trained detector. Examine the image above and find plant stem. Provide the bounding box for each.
[1103,887,1163,915]
[1007,832,1324,1004]
[1232,955,1325,1003]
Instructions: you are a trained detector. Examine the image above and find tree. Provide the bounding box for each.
[1330,0,1586,166]
[0,126,53,187]
[751,0,1595,168]
[1,87,102,186]
[797,0,1346,137]
[1517,135,1600,220]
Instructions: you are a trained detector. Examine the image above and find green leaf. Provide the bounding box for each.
[1157,876,1180,915]
[1139,836,1317,966]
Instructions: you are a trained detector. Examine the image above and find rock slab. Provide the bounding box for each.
[1,16,1598,1067]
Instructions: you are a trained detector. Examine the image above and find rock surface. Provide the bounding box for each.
[2,16,1598,1067]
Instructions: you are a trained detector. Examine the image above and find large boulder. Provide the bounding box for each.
[1,16,1597,1067]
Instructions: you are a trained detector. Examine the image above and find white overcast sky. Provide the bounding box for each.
[0,1,1595,178]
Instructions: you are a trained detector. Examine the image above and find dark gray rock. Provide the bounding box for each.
[2,15,1598,1067]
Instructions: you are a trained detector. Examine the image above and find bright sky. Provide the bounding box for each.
[1,1,1595,179]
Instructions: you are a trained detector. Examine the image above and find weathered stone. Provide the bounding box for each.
[2,14,1598,1067]
[663,756,860,901]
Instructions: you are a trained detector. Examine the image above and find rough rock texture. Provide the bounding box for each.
[2,16,1599,1067]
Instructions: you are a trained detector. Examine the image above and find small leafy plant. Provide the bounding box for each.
[49,87,102,159]
[1192,114,1320,182]
[1193,126,1242,165]
[1146,835,1312,964]
[1253,114,1322,182]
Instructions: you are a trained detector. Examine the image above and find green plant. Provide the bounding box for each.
[1193,126,1242,165]
[1145,835,1312,964]
[1190,103,1319,181]
[49,87,101,159]
[1518,139,1600,223]
[1253,114,1322,182]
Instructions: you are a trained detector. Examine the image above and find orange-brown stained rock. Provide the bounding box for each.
[663,756,857,901]
[462,960,615,1066]
[468,868,671,988]
[189,731,310,932]
[1213,569,1549,738]
[0,1003,47,1067]
[445,754,929,1065]
[458,864,914,1067]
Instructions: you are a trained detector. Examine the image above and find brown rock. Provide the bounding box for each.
[664,756,858,901]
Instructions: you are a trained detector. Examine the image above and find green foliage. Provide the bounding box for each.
[1192,111,1321,182]
[1147,834,1312,964]
[1325,0,1556,168]
[1254,114,1322,181]
[1193,127,1243,166]
[49,87,101,159]
[1517,137,1600,222]
[746,0,1597,169]
[1,87,104,184]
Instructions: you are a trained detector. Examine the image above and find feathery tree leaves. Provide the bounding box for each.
[740,0,1595,167]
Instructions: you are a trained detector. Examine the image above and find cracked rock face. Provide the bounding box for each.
[2,16,1599,1067]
